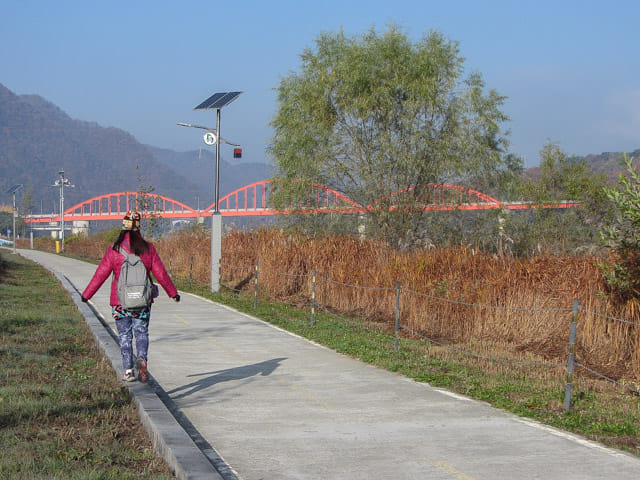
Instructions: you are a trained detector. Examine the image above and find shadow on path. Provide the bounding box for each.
[168,357,287,400]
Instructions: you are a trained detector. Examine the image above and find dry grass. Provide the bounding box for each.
[214,229,639,383]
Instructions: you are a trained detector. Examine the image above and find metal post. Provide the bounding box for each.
[209,108,223,292]
[564,299,579,411]
[253,260,259,309]
[215,108,221,214]
[311,269,316,326]
[394,283,401,352]
[211,213,222,292]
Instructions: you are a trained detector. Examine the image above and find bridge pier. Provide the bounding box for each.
[358,214,366,239]
[48,221,89,238]
[72,221,89,236]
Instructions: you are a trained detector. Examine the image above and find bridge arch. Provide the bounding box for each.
[210,181,503,215]
[28,191,200,223]
[66,191,199,219]
[205,180,363,216]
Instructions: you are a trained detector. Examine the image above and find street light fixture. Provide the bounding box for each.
[178,91,242,292]
[52,170,74,253]
[7,184,23,254]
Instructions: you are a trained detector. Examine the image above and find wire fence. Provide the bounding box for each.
[169,258,640,408]
[35,238,640,408]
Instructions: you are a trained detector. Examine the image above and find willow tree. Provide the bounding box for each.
[269,25,515,246]
[600,154,640,299]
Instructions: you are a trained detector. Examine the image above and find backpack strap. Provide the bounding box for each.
[119,249,131,262]
[119,239,132,256]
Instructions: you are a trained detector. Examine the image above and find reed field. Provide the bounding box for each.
[50,228,639,385]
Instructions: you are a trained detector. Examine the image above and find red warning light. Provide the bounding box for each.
[233,148,242,159]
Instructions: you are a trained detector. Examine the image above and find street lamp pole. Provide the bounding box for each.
[177,91,242,293]
[211,107,222,292]
[215,107,222,212]
[53,170,74,253]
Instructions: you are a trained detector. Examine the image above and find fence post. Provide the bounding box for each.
[394,283,401,352]
[253,260,259,309]
[189,257,193,289]
[564,299,579,411]
[311,269,316,326]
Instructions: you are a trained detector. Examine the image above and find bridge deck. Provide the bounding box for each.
[24,183,580,224]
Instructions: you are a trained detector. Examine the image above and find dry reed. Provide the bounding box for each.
[212,229,638,382]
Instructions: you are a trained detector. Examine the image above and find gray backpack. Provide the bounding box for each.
[117,248,153,310]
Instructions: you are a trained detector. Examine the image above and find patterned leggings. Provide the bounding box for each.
[112,306,151,370]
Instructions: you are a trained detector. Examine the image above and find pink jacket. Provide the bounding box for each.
[82,235,178,306]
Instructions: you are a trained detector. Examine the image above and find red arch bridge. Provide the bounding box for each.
[25,180,580,227]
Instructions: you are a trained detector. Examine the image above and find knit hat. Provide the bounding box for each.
[122,211,141,231]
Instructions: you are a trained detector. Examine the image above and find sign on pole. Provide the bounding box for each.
[203,132,217,145]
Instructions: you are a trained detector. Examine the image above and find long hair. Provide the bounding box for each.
[113,230,150,255]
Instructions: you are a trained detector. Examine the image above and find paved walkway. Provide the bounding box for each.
[14,248,640,480]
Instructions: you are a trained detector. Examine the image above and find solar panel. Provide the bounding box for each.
[194,91,242,110]
[7,184,23,194]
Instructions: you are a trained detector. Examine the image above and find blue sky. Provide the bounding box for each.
[1,1,639,168]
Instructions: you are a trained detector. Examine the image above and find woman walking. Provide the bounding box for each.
[81,211,180,382]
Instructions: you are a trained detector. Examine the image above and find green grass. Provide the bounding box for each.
[0,250,174,480]
[177,276,640,457]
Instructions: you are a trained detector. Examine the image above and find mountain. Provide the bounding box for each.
[524,149,640,182]
[581,150,640,181]
[0,83,271,214]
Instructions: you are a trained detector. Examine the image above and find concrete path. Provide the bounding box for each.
[13,248,640,480]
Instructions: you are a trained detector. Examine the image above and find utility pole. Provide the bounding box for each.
[7,184,23,254]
